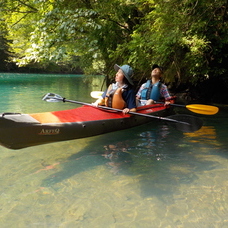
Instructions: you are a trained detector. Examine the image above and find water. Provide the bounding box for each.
[0,73,227,228]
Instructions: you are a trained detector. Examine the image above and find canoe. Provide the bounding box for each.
[0,103,174,150]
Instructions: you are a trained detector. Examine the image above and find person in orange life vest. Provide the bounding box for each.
[92,64,137,114]
[136,64,171,106]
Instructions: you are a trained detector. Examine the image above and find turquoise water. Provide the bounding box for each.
[0,73,227,228]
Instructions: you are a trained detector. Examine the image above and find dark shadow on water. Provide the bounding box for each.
[41,136,134,187]
[41,112,228,200]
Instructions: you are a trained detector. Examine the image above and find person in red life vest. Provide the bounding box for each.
[136,64,171,106]
[92,64,136,114]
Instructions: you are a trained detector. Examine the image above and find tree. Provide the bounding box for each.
[1,0,227,94]
[126,0,228,86]
[0,19,12,71]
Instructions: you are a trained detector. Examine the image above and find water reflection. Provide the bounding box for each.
[103,143,133,174]
[184,126,218,145]
[40,123,218,195]
[39,124,169,185]
[137,125,170,160]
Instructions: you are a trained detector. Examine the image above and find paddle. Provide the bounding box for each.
[155,102,219,115]
[90,91,219,115]
[42,93,203,133]
[90,91,103,99]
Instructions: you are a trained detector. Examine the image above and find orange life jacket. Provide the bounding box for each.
[105,87,126,109]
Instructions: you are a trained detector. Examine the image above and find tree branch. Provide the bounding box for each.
[17,0,38,13]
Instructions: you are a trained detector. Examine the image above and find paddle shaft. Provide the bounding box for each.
[155,102,193,108]
[57,97,190,126]
[42,93,204,132]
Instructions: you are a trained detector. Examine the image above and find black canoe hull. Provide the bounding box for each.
[0,106,172,149]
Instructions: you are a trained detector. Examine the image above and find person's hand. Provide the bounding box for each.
[92,98,104,107]
[164,101,171,106]
[91,101,99,107]
[146,99,154,105]
[122,108,130,114]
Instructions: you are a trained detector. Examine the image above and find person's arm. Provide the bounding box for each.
[92,96,105,106]
[92,85,112,106]
[92,90,107,106]
[122,89,137,114]
[136,83,145,99]
[160,84,171,105]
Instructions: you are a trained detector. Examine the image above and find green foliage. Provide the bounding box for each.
[1,0,227,87]
[0,17,13,71]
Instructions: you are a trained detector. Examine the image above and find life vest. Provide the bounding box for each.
[141,80,161,101]
[105,87,126,109]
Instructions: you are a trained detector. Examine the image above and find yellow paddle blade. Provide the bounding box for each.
[186,104,219,115]
[90,91,103,99]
